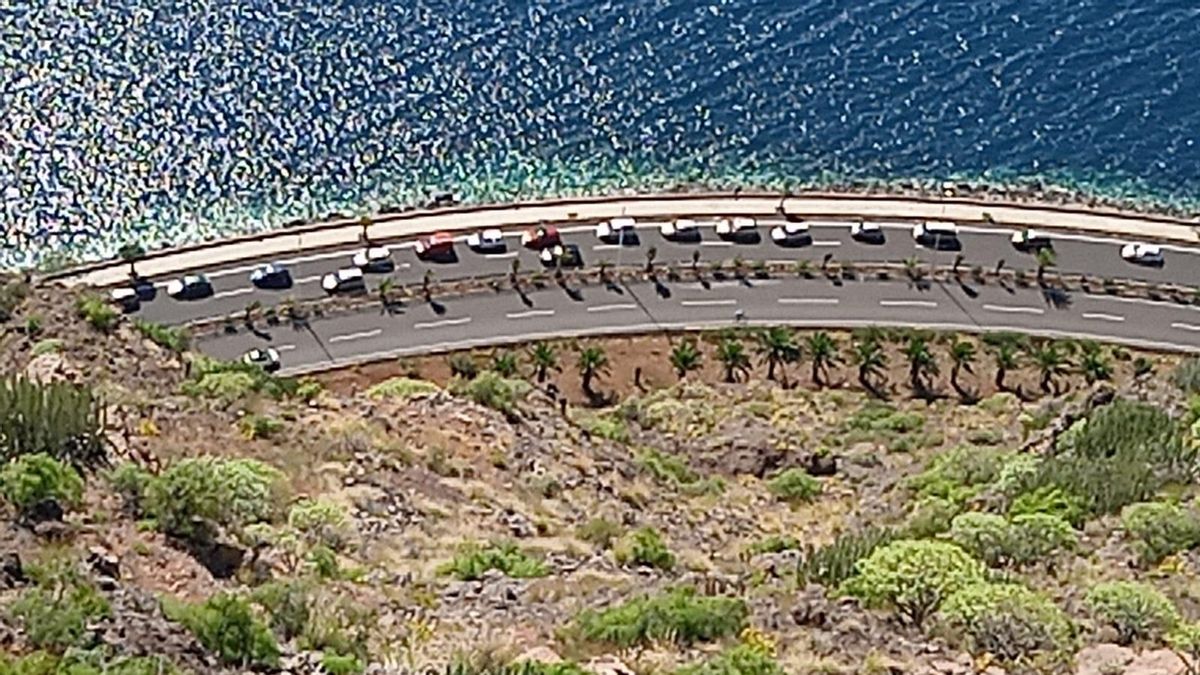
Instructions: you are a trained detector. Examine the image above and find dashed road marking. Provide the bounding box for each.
[414,317,472,330]
[276,344,296,352]
[294,274,322,284]
[1081,312,1125,323]
[681,299,737,307]
[778,298,839,305]
[328,329,382,343]
[506,309,555,320]
[700,240,734,247]
[879,299,938,308]
[982,304,1045,315]
[212,287,254,299]
[812,240,842,247]
[587,303,637,313]
[1172,322,1200,332]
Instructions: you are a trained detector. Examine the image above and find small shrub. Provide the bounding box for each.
[8,557,110,651]
[0,453,84,516]
[1084,581,1179,645]
[745,535,802,558]
[0,376,107,467]
[1120,501,1200,566]
[574,587,746,648]
[1007,513,1077,565]
[107,462,153,514]
[451,371,530,416]
[1172,358,1200,394]
[676,643,784,675]
[637,449,723,495]
[576,517,623,549]
[321,652,365,675]
[134,319,190,352]
[182,356,298,401]
[144,456,286,541]
[238,414,284,440]
[438,542,549,580]
[903,496,961,538]
[448,354,479,379]
[938,582,1075,662]
[1007,485,1087,527]
[907,446,1010,505]
[166,593,280,667]
[840,539,986,626]
[252,578,313,641]
[947,512,1012,567]
[295,377,324,402]
[796,526,896,588]
[613,527,675,571]
[75,294,118,331]
[366,377,439,400]
[30,339,63,357]
[766,468,822,505]
[576,413,629,443]
[846,403,924,434]
[288,498,349,550]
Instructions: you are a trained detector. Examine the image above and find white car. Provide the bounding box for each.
[242,347,281,373]
[595,217,636,243]
[660,219,699,239]
[715,217,757,237]
[850,222,884,243]
[1011,229,1052,251]
[165,274,213,300]
[466,228,506,252]
[912,221,960,247]
[321,267,367,294]
[110,287,141,313]
[352,246,393,272]
[1120,243,1164,266]
[770,222,811,245]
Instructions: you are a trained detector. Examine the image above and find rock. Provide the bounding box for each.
[517,646,563,665]
[1124,650,1186,675]
[25,498,64,525]
[706,438,787,478]
[928,658,968,675]
[87,546,120,579]
[585,655,635,675]
[184,539,246,579]
[791,585,832,628]
[804,452,838,477]
[1,551,25,587]
[32,519,71,540]
[1075,644,1135,675]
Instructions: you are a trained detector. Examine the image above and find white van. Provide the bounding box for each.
[912,221,960,247]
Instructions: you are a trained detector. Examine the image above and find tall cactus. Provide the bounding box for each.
[0,377,106,467]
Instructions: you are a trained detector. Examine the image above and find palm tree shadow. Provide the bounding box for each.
[429,300,447,316]
[564,286,585,302]
[519,292,535,307]
[957,281,980,299]
[654,278,672,299]
[604,281,625,295]
[1042,287,1072,310]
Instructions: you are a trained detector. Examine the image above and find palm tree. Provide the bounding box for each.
[732,256,746,280]
[690,250,702,277]
[118,242,144,279]
[852,336,887,396]
[358,215,372,243]
[492,351,519,378]
[422,269,434,301]
[1035,247,1056,285]
[1078,343,1112,384]
[1031,342,1069,395]
[598,260,611,285]
[806,331,840,388]
[528,343,559,383]
[904,335,939,395]
[991,341,1020,392]
[577,345,610,395]
[948,340,977,400]
[756,327,801,385]
[716,338,751,383]
[377,277,395,312]
[670,340,702,379]
[903,257,923,281]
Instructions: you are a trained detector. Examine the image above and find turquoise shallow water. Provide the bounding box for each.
[1,0,1198,268]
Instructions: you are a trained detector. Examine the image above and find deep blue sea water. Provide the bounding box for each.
[2,0,1198,267]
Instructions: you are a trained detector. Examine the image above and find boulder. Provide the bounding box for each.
[1,551,25,587]
[1075,644,1135,675]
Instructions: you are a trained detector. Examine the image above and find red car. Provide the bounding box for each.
[520,225,561,250]
[415,232,455,258]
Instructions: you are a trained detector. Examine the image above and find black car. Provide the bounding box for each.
[250,263,293,289]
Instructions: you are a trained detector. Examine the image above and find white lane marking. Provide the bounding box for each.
[592,244,625,251]
[812,240,842,247]
[506,309,555,320]
[778,298,839,305]
[414,317,472,330]
[1081,312,1125,323]
[681,299,737,307]
[1172,322,1200,332]
[275,344,297,352]
[483,251,519,258]
[1092,295,1200,312]
[294,274,322,284]
[588,303,637,313]
[212,287,255,299]
[982,304,1045,315]
[879,300,938,308]
[328,329,382,343]
[700,240,734,247]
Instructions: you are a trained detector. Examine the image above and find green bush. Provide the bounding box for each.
[1172,358,1200,394]
[0,453,84,515]
[947,512,1011,567]
[1120,501,1200,566]
[1007,486,1087,527]
[448,354,479,379]
[107,462,153,514]
[75,294,118,331]
[637,449,724,495]
[744,535,802,558]
[238,414,284,440]
[288,498,349,550]
[903,496,961,538]
[1008,513,1077,564]
[30,339,63,357]
[438,542,549,580]
[765,468,822,505]
[676,644,784,675]
[133,319,190,353]
[165,593,280,667]
[576,517,623,549]
[574,587,747,648]
[0,277,29,322]
[846,403,924,434]
[144,456,286,541]
[796,526,897,588]
[948,512,1076,568]
[0,376,106,467]
[252,578,313,641]
[321,652,365,675]
[1084,581,1179,645]
[366,377,439,400]
[938,582,1075,662]
[182,356,298,401]
[907,446,1011,505]
[0,650,176,674]
[614,527,675,571]
[840,539,986,626]
[451,371,530,416]
[8,557,111,651]
[576,412,629,443]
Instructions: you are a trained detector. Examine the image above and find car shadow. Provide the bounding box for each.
[421,249,460,265]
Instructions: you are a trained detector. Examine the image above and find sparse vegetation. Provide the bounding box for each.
[75,293,119,331]
[0,452,85,517]
[1084,581,1179,645]
[1119,501,1200,566]
[438,542,549,580]
[134,319,190,352]
[8,555,111,651]
[165,593,280,668]
[366,376,440,400]
[143,456,286,542]
[450,371,530,416]
[613,526,675,570]
[841,539,986,626]
[765,468,822,504]
[938,582,1075,662]
[573,587,747,648]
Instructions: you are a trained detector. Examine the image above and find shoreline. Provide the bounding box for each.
[15,177,1200,275]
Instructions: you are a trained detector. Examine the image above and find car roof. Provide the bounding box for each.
[365,246,390,256]
[610,217,636,228]
[481,228,502,237]
[183,274,208,283]
[338,267,364,279]
[110,287,137,298]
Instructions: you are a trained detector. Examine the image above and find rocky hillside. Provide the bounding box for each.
[4,277,1200,675]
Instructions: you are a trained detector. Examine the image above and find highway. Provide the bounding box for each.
[130,216,1200,329]
[196,265,1200,375]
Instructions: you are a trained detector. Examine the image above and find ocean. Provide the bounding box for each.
[1,0,1198,268]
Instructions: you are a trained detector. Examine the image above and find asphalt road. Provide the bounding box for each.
[195,267,1200,375]
[134,216,1200,328]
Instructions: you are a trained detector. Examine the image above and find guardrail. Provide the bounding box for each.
[43,190,1200,289]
